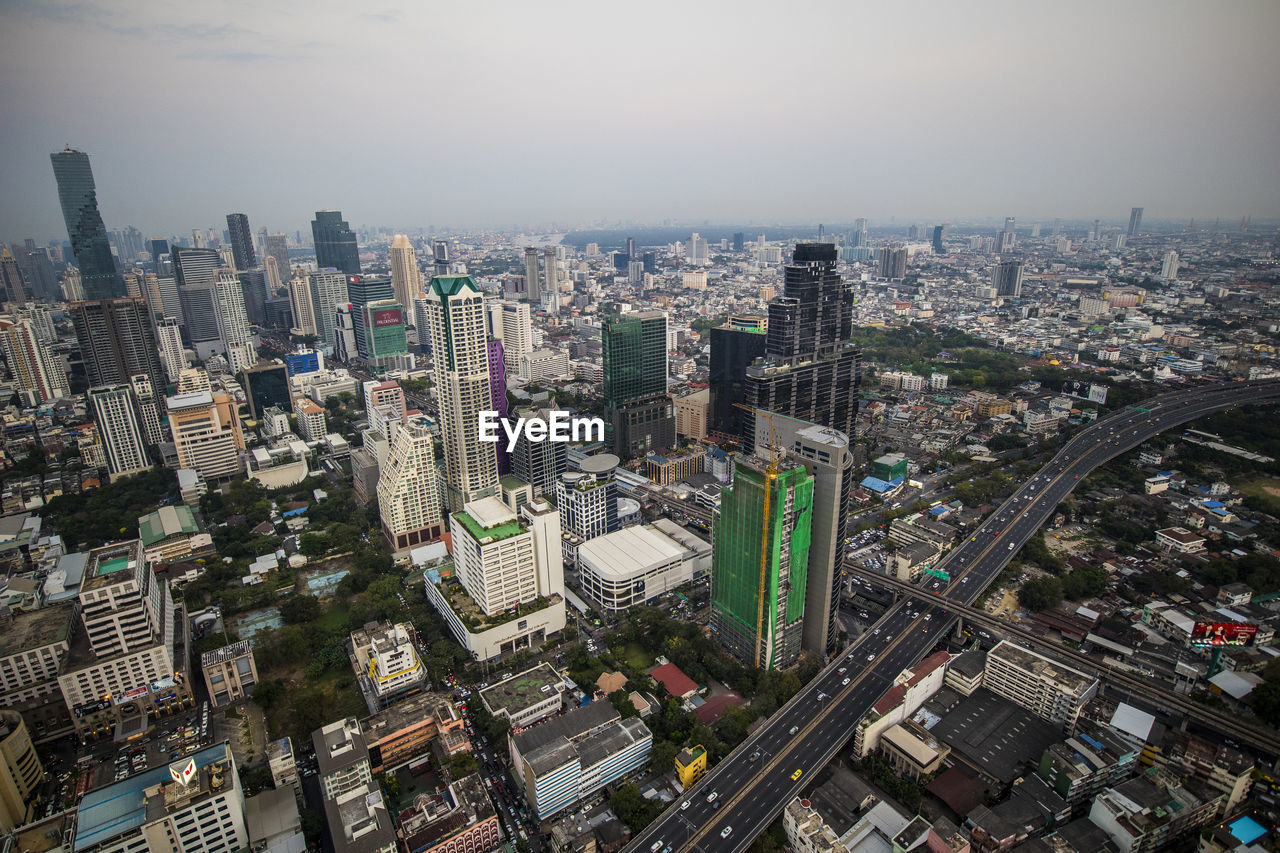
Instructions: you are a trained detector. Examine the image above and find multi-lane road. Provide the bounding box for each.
[626,378,1280,853]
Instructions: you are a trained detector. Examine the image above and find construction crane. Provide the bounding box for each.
[735,403,781,668]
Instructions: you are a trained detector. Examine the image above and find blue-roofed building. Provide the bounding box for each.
[859,475,904,497]
[74,742,246,853]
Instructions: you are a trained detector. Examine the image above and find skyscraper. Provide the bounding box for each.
[931,225,945,255]
[171,247,222,359]
[510,408,568,496]
[1127,207,1144,238]
[487,339,511,476]
[263,234,291,283]
[877,246,908,280]
[0,317,69,403]
[167,386,245,480]
[87,384,151,480]
[377,415,445,550]
[433,240,450,278]
[709,320,767,439]
[0,249,26,306]
[362,301,408,361]
[993,259,1024,298]
[69,298,167,433]
[542,247,557,300]
[346,274,394,358]
[1161,250,1179,281]
[500,301,533,371]
[238,269,267,326]
[147,237,170,274]
[710,454,813,670]
[49,148,124,300]
[602,311,673,458]
[687,233,709,266]
[214,271,256,373]
[157,317,186,382]
[743,243,859,442]
[288,275,318,338]
[852,219,868,248]
[523,247,541,305]
[307,270,349,351]
[225,213,256,271]
[389,235,421,313]
[423,275,499,511]
[311,210,360,275]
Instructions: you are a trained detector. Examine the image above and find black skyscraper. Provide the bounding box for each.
[225,213,256,271]
[743,242,859,440]
[709,322,767,439]
[931,225,945,255]
[311,210,360,275]
[50,148,125,300]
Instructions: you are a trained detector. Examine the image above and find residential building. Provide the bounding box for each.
[0,317,68,404]
[395,774,500,853]
[266,737,299,792]
[523,247,541,305]
[555,469,619,543]
[0,711,43,831]
[201,640,258,707]
[1127,207,1143,237]
[1155,527,1206,554]
[50,148,124,300]
[1037,729,1139,807]
[0,249,25,306]
[577,523,711,612]
[377,414,444,551]
[225,213,256,271]
[602,311,673,459]
[877,246,908,280]
[70,297,167,431]
[673,388,709,440]
[263,234,291,284]
[349,621,426,714]
[993,260,1024,298]
[157,317,186,382]
[88,384,151,479]
[313,717,372,800]
[167,388,245,481]
[362,692,465,773]
[674,745,706,790]
[288,275,318,338]
[215,270,256,372]
[983,640,1100,730]
[501,301,533,370]
[710,454,814,670]
[296,398,327,442]
[389,234,420,311]
[1089,776,1223,853]
[0,603,76,742]
[311,210,360,275]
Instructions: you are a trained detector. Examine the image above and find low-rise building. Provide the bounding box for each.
[395,773,502,853]
[266,736,299,793]
[1089,776,1224,853]
[576,523,710,612]
[479,663,567,729]
[878,721,949,780]
[983,640,1100,730]
[674,744,706,790]
[362,692,465,774]
[245,785,305,853]
[1154,527,1206,554]
[1037,729,1139,807]
[201,640,258,708]
[138,505,213,566]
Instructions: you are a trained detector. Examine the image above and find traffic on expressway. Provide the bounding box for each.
[625,378,1280,853]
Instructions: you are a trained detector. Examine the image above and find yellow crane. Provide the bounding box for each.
[735,403,781,668]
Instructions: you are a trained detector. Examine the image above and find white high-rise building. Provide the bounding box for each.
[214,271,255,373]
[389,235,421,314]
[500,301,533,371]
[0,317,69,404]
[523,247,541,306]
[289,275,318,337]
[130,373,166,447]
[157,316,187,382]
[423,276,498,512]
[377,414,444,551]
[88,384,151,479]
[687,232,709,266]
[449,496,563,616]
[308,270,349,351]
[1161,250,1180,281]
[542,247,557,300]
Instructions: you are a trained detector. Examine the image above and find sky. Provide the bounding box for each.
[2,0,1279,243]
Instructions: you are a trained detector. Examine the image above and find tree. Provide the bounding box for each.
[299,532,330,557]
[449,752,478,777]
[650,739,680,773]
[280,594,321,625]
[252,679,283,708]
[609,689,638,719]
[1018,576,1063,612]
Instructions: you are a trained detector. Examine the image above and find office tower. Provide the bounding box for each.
[345,274,394,358]
[449,496,564,615]
[993,259,1024,298]
[487,340,510,476]
[931,225,945,255]
[0,249,26,306]
[0,711,43,833]
[362,301,408,361]
[732,232,745,252]
[263,233,291,283]
[389,235,421,312]
[70,297,167,422]
[334,305,357,362]
[237,268,267,326]
[167,386,245,480]
[289,275,318,337]
[423,275,499,511]
[225,213,256,270]
[311,210,360,275]
[510,409,568,496]
[743,243,859,442]
[214,271,255,373]
[171,247,223,358]
[524,247,541,305]
[1161,250,1179,281]
[16,246,58,303]
[852,219,868,247]
[0,317,69,403]
[500,301,533,370]
[602,310,674,458]
[877,246,909,279]
[709,320,767,439]
[556,469,619,543]
[542,247,557,298]
[1127,207,1143,237]
[87,384,151,479]
[49,148,124,300]
[307,270,349,350]
[433,240,450,277]
[751,414,853,655]
[263,255,283,293]
[687,232,709,266]
[710,454,814,670]
[147,237,169,273]
[377,414,445,550]
[625,236,636,260]
[157,317,186,382]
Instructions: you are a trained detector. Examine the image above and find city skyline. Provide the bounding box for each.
[3,1,1279,241]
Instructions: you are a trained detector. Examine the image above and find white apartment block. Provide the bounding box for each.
[88,385,150,480]
[983,640,1099,730]
[377,415,444,551]
[501,301,533,370]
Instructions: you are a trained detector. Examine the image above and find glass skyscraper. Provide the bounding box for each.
[311,210,360,275]
[602,310,673,459]
[50,148,125,300]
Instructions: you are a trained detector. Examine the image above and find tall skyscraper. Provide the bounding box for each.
[311,210,360,275]
[1161,250,1180,281]
[710,454,814,670]
[346,274,394,358]
[263,234,291,283]
[433,240,450,278]
[362,301,408,362]
[509,408,568,495]
[377,414,444,550]
[523,247,541,305]
[877,246,908,280]
[389,235,421,313]
[993,259,1024,298]
[0,249,26,306]
[542,247,557,300]
[500,301,533,370]
[214,271,256,373]
[709,320,767,439]
[743,243,859,442]
[733,232,745,252]
[87,384,151,479]
[288,275,318,338]
[687,232,709,266]
[69,298,167,434]
[0,317,69,403]
[49,148,124,300]
[423,275,499,511]
[487,339,511,476]
[602,311,673,458]
[931,225,945,255]
[146,237,170,274]
[237,269,267,326]
[852,219,868,247]
[1127,207,1144,237]
[157,316,186,382]
[171,247,222,358]
[130,373,166,446]
[307,270,349,351]
[225,213,256,271]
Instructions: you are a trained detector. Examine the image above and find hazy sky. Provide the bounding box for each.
[3,0,1279,242]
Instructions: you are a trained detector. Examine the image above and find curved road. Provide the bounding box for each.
[625,378,1280,853]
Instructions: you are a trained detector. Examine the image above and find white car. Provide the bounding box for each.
[842,677,850,685]
[680,801,690,810]
[706,792,718,804]
[867,653,876,661]
[721,827,733,839]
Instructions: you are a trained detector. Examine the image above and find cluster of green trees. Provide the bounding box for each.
[41,467,181,549]
[849,753,924,811]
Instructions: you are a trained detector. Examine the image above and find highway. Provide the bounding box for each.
[626,378,1280,853]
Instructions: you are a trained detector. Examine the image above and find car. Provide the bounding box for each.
[651,842,663,852]
[817,692,827,701]
[791,768,803,780]
[721,827,733,839]
[841,677,850,685]
[749,751,760,762]
[867,653,875,661]
[789,725,799,735]
[706,792,718,804]
[838,666,846,674]
[680,800,690,810]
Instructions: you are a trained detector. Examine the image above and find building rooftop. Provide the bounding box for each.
[81,541,143,591]
[930,688,1063,783]
[166,391,214,411]
[577,525,687,580]
[454,496,524,543]
[512,701,619,757]
[200,639,252,668]
[138,505,199,547]
[327,783,395,853]
[245,786,301,846]
[479,663,565,720]
[313,718,368,779]
[0,601,74,656]
[988,640,1099,695]
[362,690,456,740]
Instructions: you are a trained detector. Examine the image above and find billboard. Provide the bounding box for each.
[1190,621,1258,648]
[1062,381,1109,404]
[372,307,403,328]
